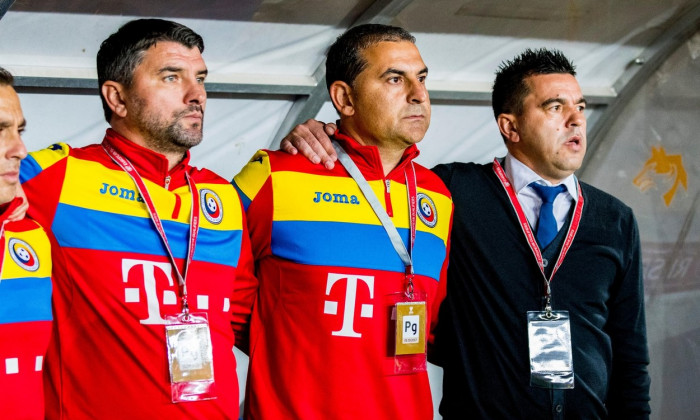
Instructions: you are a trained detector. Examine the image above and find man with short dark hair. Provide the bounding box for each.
[233,24,452,419]
[20,19,257,418]
[431,48,650,419]
[0,66,53,420]
[282,47,651,418]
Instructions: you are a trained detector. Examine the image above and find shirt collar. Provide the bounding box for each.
[504,153,579,201]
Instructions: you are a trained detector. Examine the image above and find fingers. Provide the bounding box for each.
[280,137,300,156]
[323,122,338,136]
[279,119,336,169]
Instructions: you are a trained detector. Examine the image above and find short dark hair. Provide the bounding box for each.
[492,48,576,119]
[97,19,204,122]
[325,23,415,91]
[0,66,14,87]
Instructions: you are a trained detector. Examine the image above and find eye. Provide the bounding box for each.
[164,74,177,82]
[577,105,586,112]
[196,76,206,84]
[418,75,427,83]
[388,76,401,84]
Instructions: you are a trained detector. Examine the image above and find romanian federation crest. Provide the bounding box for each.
[200,189,223,224]
[417,193,437,228]
[8,238,40,272]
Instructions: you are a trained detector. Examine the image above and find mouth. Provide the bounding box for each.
[179,105,204,121]
[1,171,20,183]
[565,135,583,150]
[404,114,426,121]
[183,112,203,120]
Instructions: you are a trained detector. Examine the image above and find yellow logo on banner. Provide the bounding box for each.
[633,146,688,206]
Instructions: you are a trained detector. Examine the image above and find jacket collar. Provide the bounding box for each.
[333,130,420,179]
[102,128,191,187]
[0,197,24,226]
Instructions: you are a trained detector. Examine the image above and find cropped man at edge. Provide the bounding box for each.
[233,24,453,419]
[0,66,53,420]
[281,48,651,419]
[19,19,257,419]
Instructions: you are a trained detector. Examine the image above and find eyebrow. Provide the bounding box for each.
[0,119,26,129]
[158,67,209,77]
[380,66,429,78]
[541,96,587,107]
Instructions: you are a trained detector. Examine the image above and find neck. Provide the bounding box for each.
[376,146,405,176]
[110,124,186,171]
[508,150,570,185]
[341,125,405,176]
[160,150,186,171]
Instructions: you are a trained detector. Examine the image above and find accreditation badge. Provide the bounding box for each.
[527,311,575,389]
[389,292,428,375]
[395,301,427,355]
[165,312,217,402]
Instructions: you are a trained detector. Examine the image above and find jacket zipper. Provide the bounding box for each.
[384,179,393,217]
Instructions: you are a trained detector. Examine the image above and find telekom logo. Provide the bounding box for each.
[122,259,176,325]
[323,273,374,338]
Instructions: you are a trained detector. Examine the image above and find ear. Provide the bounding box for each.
[329,81,355,117]
[497,113,520,143]
[101,81,128,119]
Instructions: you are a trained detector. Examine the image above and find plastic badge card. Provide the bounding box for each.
[392,294,428,375]
[527,310,575,389]
[165,312,217,402]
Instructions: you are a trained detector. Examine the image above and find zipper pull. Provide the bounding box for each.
[164,175,171,189]
[384,179,393,217]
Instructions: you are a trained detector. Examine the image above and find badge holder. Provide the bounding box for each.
[527,310,574,389]
[165,310,217,402]
[389,288,427,375]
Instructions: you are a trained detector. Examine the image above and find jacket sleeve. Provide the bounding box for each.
[229,199,259,355]
[606,213,651,418]
[428,194,454,362]
[20,142,72,230]
[232,150,274,261]
[230,150,274,354]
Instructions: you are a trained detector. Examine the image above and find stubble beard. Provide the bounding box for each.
[134,99,204,156]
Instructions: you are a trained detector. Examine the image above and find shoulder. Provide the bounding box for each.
[579,181,637,228]
[22,142,115,182]
[188,164,233,186]
[412,162,452,199]
[4,217,49,236]
[21,142,73,182]
[431,161,494,190]
[579,182,634,215]
[234,149,343,188]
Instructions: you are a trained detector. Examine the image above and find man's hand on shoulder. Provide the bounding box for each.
[279,119,338,170]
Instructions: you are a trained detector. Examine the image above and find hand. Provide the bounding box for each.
[280,119,338,169]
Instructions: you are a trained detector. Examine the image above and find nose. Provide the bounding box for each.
[186,77,207,106]
[8,129,27,161]
[567,107,585,128]
[409,79,429,104]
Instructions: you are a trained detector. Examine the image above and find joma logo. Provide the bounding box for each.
[313,191,360,205]
[100,182,145,202]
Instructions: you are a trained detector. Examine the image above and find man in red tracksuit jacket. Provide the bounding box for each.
[19,19,257,419]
